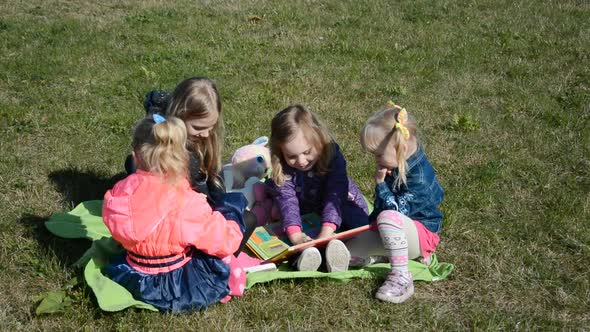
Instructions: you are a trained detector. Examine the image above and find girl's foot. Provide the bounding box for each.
[296,247,322,271]
[375,270,414,303]
[325,239,350,272]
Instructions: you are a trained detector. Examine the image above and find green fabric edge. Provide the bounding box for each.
[45,200,110,241]
[245,253,454,289]
[46,201,157,311]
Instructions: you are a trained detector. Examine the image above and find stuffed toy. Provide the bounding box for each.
[222,137,279,225]
[224,136,271,190]
[251,182,281,226]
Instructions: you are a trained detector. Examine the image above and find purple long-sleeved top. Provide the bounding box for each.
[268,143,369,231]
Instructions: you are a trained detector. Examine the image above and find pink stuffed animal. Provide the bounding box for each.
[222,137,279,225]
[224,136,271,189]
[252,182,281,226]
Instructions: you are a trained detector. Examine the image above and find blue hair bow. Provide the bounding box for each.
[153,113,166,124]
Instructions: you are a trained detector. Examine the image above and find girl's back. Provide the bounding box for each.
[104,170,239,260]
[103,114,246,312]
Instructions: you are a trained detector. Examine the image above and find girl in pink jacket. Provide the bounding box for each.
[103,114,248,312]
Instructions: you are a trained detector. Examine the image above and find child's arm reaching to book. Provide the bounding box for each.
[274,173,315,244]
[287,228,313,245]
[316,224,336,239]
[287,220,335,244]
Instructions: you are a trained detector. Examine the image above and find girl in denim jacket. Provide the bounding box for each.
[346,102,444,304]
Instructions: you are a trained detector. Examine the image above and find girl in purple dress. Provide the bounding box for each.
[267,105,370,272]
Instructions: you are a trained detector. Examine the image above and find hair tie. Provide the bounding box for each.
[386,101,410,139]
[153,113,166,124]
[395,108,410,139]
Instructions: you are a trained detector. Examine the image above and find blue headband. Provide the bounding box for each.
[153,113,166,124]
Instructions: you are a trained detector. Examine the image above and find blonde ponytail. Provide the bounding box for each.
[132,115,189,182]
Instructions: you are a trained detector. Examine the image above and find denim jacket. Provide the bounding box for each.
[370,147,444,233]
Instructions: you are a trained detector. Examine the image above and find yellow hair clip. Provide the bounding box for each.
[386,101,410,139]
[396,108,410,139]
[387,101,410,139]
[397,108,408,126]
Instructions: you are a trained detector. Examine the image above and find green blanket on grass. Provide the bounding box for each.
[45,200,454,312]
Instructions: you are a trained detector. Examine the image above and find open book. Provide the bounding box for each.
[246,213,370,263]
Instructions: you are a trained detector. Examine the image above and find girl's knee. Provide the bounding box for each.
[376,210,405,228]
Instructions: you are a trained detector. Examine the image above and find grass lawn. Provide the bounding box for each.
[1,0,589,330]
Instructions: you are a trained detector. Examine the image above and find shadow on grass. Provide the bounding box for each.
[49,168,127,206]
[16,168,126,268]
[17,214,107,316]
[18,213,91,267]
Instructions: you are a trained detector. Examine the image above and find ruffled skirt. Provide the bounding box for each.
[105,250,231,312]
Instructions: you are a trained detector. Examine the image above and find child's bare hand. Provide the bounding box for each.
[316,225,336,239]
[374,166,389,183]
[289,232,313,245]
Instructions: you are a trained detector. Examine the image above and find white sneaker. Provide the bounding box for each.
[296,247,322,271]
[325,239,351,272]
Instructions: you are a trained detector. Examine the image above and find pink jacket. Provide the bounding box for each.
[103,170,243,274]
